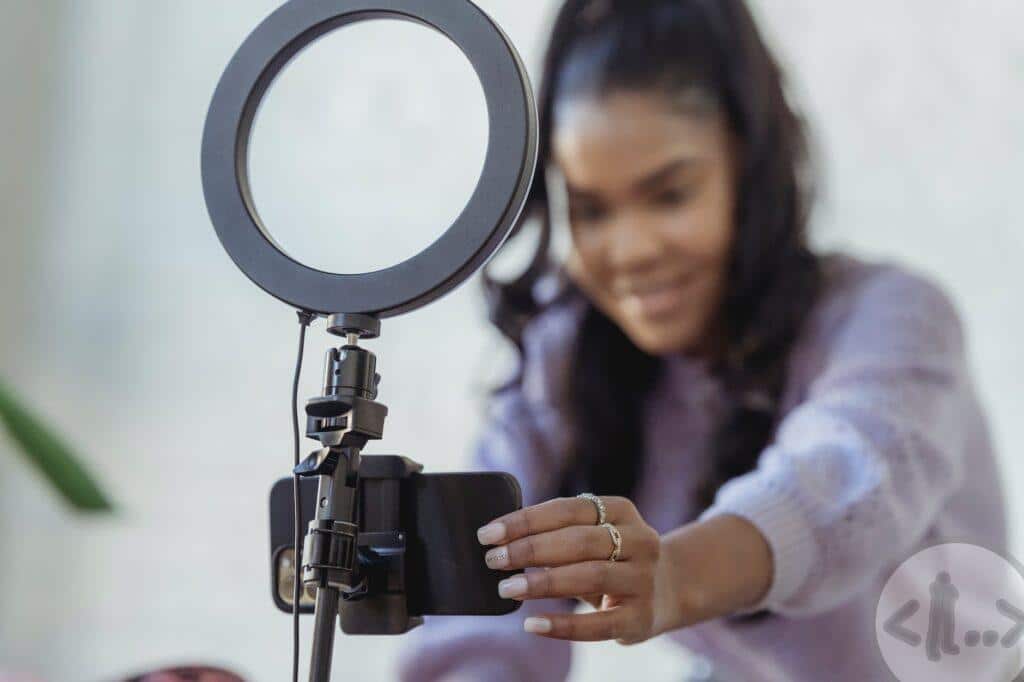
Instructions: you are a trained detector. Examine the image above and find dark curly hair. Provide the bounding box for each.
[484,0,822,513]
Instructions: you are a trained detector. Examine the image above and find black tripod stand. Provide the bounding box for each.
[269,309,525,681]
[201,4,539,680]
[293,312,392,681]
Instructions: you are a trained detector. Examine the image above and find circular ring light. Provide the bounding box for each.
[202,0,538,317]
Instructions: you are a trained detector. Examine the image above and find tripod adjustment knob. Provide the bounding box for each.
[294,447,339,477]
[322,346,378,401]
[306,395,353,419]
[326,313,380,340]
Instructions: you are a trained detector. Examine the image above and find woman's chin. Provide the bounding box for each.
[623,320,705,358]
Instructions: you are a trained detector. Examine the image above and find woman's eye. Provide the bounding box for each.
[651,187,691,208]
[569,202,606,224]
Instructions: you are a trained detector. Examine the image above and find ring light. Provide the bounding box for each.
[201,0,538,316]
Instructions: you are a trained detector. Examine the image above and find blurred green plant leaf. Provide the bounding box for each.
[0,378,114,512]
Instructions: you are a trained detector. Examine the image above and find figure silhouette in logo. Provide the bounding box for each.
[926,571,961,661]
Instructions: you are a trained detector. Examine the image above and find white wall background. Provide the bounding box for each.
[0,1,1021,680]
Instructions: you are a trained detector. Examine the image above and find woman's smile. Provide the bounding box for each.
[619,272,695,320]
[554,91,738,355]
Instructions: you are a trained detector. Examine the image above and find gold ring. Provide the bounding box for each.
[602,522,622,562]
[577,493,607,525]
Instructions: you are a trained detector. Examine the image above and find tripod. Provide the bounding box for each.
[293,312,389,681]
[202,4,538,678]
[272,308,523,681]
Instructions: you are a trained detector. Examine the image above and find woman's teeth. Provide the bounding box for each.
[624,280,687,318]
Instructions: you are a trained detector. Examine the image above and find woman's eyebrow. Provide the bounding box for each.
[563,157,701,200]
[564,183,602,201]
[631,157,700,194]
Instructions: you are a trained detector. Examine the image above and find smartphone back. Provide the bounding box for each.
[403,471,522,616]
[268,456,522,619]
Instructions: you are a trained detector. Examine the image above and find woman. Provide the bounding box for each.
[400,1,1006,679]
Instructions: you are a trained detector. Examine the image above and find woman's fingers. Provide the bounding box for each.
[482,496,663,646]
[497,561,646,601]
[577,594,604,609]
[477,496,638,546]
[485,521,654,570]
[524,606,651,644]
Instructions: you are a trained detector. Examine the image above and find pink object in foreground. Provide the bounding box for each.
[124,666,246,682]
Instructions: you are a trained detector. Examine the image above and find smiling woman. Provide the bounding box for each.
[397,1,1007,681]
[554,91,738,356]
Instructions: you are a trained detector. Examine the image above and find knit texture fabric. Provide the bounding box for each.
[398,255,1006,682]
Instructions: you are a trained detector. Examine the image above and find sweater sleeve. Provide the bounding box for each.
[397,309,579,681]
[699,266,970,616]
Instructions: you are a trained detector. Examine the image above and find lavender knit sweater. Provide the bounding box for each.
[398,255,1006,681]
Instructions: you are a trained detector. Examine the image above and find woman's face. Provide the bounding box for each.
[553,90,738,357]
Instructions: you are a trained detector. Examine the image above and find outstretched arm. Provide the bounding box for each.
[479,268,974,639]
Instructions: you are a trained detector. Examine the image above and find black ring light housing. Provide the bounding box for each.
[202,0,538,317]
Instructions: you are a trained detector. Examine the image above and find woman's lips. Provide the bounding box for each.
[621,274,694,319]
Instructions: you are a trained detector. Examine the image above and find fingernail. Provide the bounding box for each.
[498,575,528,599]
[477,522,506,545]
[523,617,552,634]
[485,546,510,569]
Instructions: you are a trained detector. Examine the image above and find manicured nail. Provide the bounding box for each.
[523,617,552,634]
[477,522,506,545]
[498,575,528,599]
[485,546,510,569]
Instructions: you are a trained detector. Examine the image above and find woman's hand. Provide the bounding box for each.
[476,496,676,644]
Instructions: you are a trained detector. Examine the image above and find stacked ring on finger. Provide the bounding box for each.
[577,492,607,525]
[602,522,623,562]
[483,518,627,569]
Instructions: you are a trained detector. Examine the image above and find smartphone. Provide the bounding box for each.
[269,456,523,623]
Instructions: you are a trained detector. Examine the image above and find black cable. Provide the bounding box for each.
[292,310,315,682]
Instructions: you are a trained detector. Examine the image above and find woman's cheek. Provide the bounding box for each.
[566,244,612,303]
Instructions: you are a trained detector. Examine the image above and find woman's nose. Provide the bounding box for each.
[606,215,663,272]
